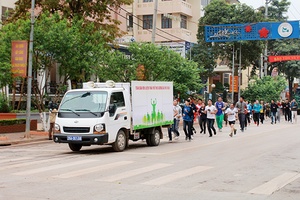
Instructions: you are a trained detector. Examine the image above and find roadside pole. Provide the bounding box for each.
[25,0,35,138]
[232,45,235,103]
[151,0,158,44]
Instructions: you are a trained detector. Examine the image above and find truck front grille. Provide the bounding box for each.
[63,127,90,133]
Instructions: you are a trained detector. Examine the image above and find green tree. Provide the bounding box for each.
[241,76,286,103]
[271,39,300,100]
[254,0,291,76]
[195,0,264,78]
[12,0,133,43]
[97,43,203,98]
[0,13,108,111]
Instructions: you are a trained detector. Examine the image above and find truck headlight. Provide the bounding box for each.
[54,124,60,133]
[94,124,105,134]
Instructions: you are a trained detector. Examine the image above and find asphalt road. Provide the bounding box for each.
[0,118,299,200]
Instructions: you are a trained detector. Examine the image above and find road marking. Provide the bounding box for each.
[0,156,79,171]
[97,163,172,182]
[142,166,213,186]
[53,161,134,179]
[248,172,300,195]
[0,157,33,164]
[13,159,96,175]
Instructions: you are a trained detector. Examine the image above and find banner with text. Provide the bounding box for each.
[11,40,28,77]
[205,21,300,42]
[269,55,300,63]
[229,76,238,93]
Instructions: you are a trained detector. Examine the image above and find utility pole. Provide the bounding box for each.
[151,0,158,44]
[25,0,35,138]
[232,45,235,103]
[238,43,242,100]
[263,0,272,77]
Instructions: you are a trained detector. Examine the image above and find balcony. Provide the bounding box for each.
[136,28,192,43]
[136,0,192,17]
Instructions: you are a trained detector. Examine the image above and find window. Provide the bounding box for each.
[127,14,133,31]
[109,92,125,117]
[143,0,153,2]
[161,14,172,29]
[223,73,230,85]
[180,15,187,29]
[1,6,13,22]
[143,15,153,29]
[110,92,125,107]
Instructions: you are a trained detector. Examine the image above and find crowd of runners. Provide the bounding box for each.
[168,96,299,142]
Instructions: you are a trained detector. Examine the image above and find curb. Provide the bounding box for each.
[0,135,51,146]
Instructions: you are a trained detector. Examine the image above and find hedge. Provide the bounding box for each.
[0,118,26,126]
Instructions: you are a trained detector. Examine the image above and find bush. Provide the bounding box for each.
[0,93,10,113]
[0,118,26,126]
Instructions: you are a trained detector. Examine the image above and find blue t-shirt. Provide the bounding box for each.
[183,105,193,121]
[215,101,224,116]
[253,103,262,113]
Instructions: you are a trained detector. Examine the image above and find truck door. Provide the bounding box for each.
[107,92,129,141]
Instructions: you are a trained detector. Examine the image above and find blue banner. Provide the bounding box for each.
[205,21,300,42]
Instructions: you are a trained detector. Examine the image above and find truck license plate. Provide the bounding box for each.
[67,136,82,141]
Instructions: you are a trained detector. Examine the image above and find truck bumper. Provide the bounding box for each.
[53,133,109,145]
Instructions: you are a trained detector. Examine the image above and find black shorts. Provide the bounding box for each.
[229,121,235,125]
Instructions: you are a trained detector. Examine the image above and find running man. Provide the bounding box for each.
[225,103,238,137]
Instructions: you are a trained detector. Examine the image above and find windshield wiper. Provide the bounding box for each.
[75,109,98,116]
[60,108,80,116]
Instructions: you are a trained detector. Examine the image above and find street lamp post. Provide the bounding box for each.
[263,0,272,77]
[25,0,35,138]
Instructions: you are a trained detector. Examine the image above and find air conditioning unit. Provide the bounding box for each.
[127,27,133,32]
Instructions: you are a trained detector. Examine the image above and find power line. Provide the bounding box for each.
[117,6,188,42]
[108,7,186,45]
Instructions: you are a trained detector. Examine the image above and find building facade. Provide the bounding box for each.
[0,0,16,23]
[114,0,201,54]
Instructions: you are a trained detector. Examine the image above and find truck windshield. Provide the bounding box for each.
[59,91,108,118]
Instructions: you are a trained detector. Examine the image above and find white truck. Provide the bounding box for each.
[53,81,173,152]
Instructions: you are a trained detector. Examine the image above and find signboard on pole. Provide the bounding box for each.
[11,40,28,77]
[229,75,238,93]
[269,55,300,63]
[205,21,300,42]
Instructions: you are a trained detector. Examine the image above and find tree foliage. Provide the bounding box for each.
[0,13,109,111]
[241,76,286,103]
[98,43,204,98]
[195,0,264,78]
[271,39,300,100]
[11,0,133,43]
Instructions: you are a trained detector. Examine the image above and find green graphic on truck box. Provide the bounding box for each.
[134,99,173,130]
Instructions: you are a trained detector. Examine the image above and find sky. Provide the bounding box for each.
[239,0,300,20]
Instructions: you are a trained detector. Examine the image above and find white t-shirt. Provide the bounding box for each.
[225,107,237,122]
[205,105,217,119]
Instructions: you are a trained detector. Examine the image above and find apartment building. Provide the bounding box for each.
[114,0,201,56]
[0,0,16,23]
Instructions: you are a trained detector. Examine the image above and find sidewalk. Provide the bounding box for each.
[0,123,49,146]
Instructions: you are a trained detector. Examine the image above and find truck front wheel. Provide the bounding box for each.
[112,130,127,152]
[150,129,160,146]
[68,143,82,152]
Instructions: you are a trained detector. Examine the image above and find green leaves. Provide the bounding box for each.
[242,76,286,102]
[13,0,133,43]
[196,0,264,77]
[97,43,203,97]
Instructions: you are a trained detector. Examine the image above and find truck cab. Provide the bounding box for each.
[53,81,131,152]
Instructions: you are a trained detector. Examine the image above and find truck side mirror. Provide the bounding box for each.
[109,104,117,116]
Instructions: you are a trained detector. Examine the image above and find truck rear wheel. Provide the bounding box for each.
[112,130,126,152]
[68,143,82,152]
[149,129,160,146]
